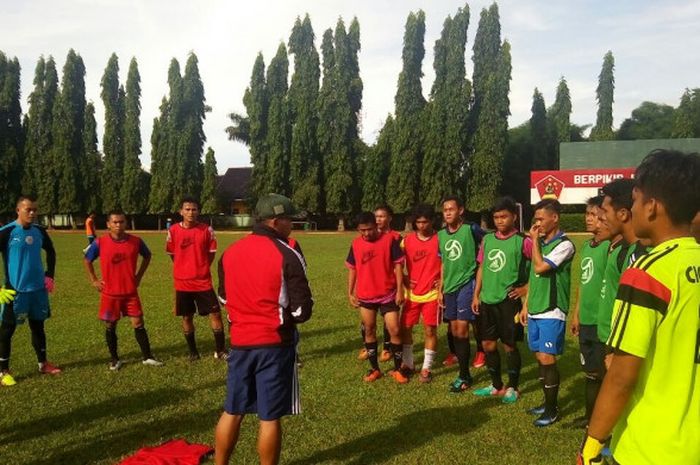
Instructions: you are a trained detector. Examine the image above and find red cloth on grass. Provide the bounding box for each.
[117,439,213,465]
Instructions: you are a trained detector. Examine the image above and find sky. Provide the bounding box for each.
[3,0,700,171]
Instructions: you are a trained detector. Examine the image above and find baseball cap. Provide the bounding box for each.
[255,193,297,219]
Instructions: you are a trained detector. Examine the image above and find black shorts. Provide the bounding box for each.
[578,325,606,373]
[175,289,220,317]
[359,301,399,316]
[477,298,524,346]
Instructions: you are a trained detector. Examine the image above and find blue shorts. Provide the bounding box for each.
[443,280,476,322]
[527,317,565,355]
[0,290,50,324]
[224,346,299,421]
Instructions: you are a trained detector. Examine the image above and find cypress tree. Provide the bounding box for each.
[317,28,335,214]
[590,51,615,141]
[546,77,571,169]
[148,97,171,214]
[387,10,426,213]
[201,147,218,215]
[265,43,291,196]
[100,53,124,211]
[22,57,46,198]
[289,14,321,212]
[242,54,268,201]
[0,53,24,212]
[82,102,101,214]
[121,58,145,225]
[178,52,207,206]
[530,88,549,170]
[470,3,501,137]
[165,58,185,210]
[362,115,394,210]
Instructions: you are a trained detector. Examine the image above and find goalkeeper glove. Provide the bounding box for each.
[577,435,607,465]
[44,276,55,293]
[0,287,17,305]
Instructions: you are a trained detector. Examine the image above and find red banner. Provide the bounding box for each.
[530,168,635,204]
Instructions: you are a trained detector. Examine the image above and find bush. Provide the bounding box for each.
[560,213,586,232]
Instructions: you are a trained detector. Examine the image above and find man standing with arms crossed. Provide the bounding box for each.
[167,197,227,361]
[215,194,313,465]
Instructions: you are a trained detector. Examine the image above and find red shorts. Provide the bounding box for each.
[99,294,143,322]
[401,299,440,328]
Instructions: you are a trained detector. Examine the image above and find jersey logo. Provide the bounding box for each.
[413,249,428,262]
[487,249,506,272]
[581,257,594,284]
[25,236,34,245]
[111,253,127,265]
[361,250,376,264]
[180,237,193,249]
[600,279,607,299]
[444,240,462,261]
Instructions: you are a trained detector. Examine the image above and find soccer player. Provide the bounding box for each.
[438,196,484,392]
[518,199,575,426]
[215,194,313,465]
[569,196,611,427]
[400,204,441,383]
[578,150,700,465]
[597,179,648,368]
[346,211,407,383]
[166,197,226,361]
[85,211,96,245]
[0,195,61,386]
[471,197,530,404]
[84,211,162,370]
[692,211,700,243]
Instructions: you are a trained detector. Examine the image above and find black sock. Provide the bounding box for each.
[134,326,153,360]
[447,329,456,354]
[184,331,198,355]
[105,327,119,362]
[505,348,522,389]
[453,336,472,381]
[485,350,503,389]
[475,335,484,354]
[585,372,603,421]
[0,322,16,371]
[213,329,225,353]
[28,319,47,364]
[383,326,391,352]
[391,343,403,371]
[542,364,560,416]
[366,341,379,371]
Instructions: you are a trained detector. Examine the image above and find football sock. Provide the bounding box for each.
[391,343,403,371]
[134,326,154,360]
[402,344,414,369]
[475,335,484,354]
[585,372,603,421]
[213,329,226,353]
[105,326,119,362]
[383,326,391,352]
[422,349,436,371]
[0,322,16,371]
[28,319,47,364]
[447,329,456,354]
[485,350,503,390]
[365,341,379,371]
[542,364,560,416]
[454,336,471,380]
[505,348,522,390]
[184,331,198,355]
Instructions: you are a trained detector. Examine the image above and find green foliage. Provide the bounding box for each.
[121,58,145,215]
[501,122,532,205]
[265,43,291,196]
[671,88,700,138]
[201,147,218,215]
[362,115,394,210]
[530,88,549,170]
[289,15,322,213]
[242,54,268,201]
[470,2,501,136]
[546,77,572,169]
[617,101,674,140]
[100,53,124,212]
[559,212,586,232]
[148,97,171,214]
[0,52,24,212]
[590,51,615,141]
[387,10,426,213]
[82,102,101,213]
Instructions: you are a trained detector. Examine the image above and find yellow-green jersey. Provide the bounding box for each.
[608,237,700,465]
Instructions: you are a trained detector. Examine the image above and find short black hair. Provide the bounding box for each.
[534,198,561,215]
[181,196,200,209]
[374,204,394,216]
[492,196,518,215]
[107,209,126,220]
[17,194,37,205]
[442,195,463,209]
[635,149,700,225]
[88,211,96,216]
[586,195,604,208]
[412,203,435,222]
[601,178,635,211]
[355,211,376,226]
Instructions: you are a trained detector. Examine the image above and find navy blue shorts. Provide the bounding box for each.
[224,346,299,421]
[443,280,476,322]
[527,317,565,355]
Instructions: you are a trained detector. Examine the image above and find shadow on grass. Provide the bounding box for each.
[286,400,493,465]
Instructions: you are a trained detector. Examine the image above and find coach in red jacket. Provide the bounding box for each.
[214,193,313,465]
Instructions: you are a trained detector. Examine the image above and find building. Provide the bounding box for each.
[216,167,252,214]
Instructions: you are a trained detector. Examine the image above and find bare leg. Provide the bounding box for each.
[215,413,244,465]
[258,419,282,465]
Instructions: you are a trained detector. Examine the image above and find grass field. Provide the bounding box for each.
[0,231,589,465]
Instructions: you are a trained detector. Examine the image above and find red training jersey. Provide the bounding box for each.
[166,222,217,291]
[85,234,151,296]
[346,232,404,301]
[403,232,441,296]
[85,217,95,236]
